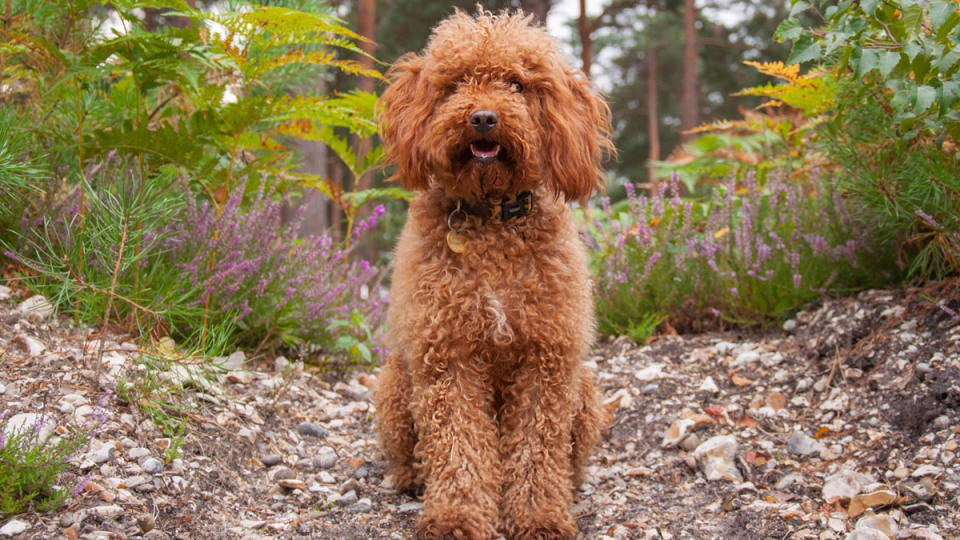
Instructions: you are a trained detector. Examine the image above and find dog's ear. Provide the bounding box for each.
[378,53,431,190]
[540,70,615,203]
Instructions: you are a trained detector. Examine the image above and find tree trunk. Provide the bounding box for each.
[646,46,660,188]
[578,0,592,78]
[680,0,698,141]
[354,0,376,196]
[519,0,550,25]
[353,0,377,257]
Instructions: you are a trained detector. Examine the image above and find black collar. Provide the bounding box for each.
[453,191,534,223]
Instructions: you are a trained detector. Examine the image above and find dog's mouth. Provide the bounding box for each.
[468,139,502,164]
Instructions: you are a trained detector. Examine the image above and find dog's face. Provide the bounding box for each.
[378,10,613,203]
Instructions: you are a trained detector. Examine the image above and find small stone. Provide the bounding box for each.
[0,285,11,300]
[141,457,163,474]
[734,350,760,366]
[0,519,29,536]
[136,513,156,533]
[296,421,328,439]
[693,435,742,482]
[341,478,360,494]
[730,374,753,387]
[911,465,944,477]
[11,334,46,356]
[661,418,695,448]
[847,488,897,517]
[333,489,358,506]
[353,466,369,479]
[128,447,151,460]
[822,469,870,503]
[62,526,79,540]
[223,350,246,370]
[315,447,338,469]
[260,454,282,467]
[398,502,423,513]
[634,363,666,382]
[317,471,335,484]
[698,376,719,393]
[349,497,372,513]
[226,371,253,384]
[3,413,55,445]
[788,430,824,456]
[783,319,798,332]
[269,466,296,482]
[17,295,54,319]
[278,478,308,490]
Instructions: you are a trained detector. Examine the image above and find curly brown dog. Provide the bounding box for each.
[374,9,614,540]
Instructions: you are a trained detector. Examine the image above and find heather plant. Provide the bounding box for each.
[0,399,110,517]
[587,171,892,340]
[166,182,388,361]
[775,0,960,279]
[2,1,392,366]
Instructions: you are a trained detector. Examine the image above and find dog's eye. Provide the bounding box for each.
[510,81,523,93]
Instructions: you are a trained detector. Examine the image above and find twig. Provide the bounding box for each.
[96,209,130,384]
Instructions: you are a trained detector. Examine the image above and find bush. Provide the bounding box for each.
[777,0,960,279]
[0,401,110,518]
[587,171,893,341]
[1,2,392,362]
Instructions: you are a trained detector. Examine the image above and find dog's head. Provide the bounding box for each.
[378,9,613,203]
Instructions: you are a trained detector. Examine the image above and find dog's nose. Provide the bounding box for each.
[469,110,498,133]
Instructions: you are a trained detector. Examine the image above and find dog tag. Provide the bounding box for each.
[446,230,467,253]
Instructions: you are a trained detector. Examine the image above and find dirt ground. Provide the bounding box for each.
[1,279,958,539]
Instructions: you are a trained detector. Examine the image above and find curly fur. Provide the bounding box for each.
[374,9,614,540]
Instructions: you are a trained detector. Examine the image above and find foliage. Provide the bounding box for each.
[1,1,391,361]
[0,110,47,245]
[0,402,109,517]
[166,181,388,359]
[586,171,893,341]
[777,0,960,279]
[586,0,798,183]
[659,60,835,188]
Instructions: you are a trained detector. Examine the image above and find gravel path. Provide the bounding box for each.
[1,281,958,539]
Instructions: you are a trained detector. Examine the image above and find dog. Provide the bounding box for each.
[374,9,614,540]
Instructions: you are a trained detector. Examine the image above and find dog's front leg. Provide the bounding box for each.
[499,355,578,540]
[412,359,500,540]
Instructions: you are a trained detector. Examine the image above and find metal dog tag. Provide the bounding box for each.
[446,230,467,253]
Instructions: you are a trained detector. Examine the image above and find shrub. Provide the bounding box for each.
[777,0,960,279]
[587,171,893,341]
[0,400,110,518]
[166,182,388,361]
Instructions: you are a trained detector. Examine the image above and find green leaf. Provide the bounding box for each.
[775,17,804,42]
[860,0,879,16]
[857,49,879,78]
[877,51,902,77]
[938,79,960,115]
[916,85,937,113]
[903,41,923,62]
[930,1,955,30]
[788,35,822,65]
[902,4,925,38]
[789,1,811,18]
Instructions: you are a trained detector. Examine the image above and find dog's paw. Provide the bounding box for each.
[384,469,421,495]
[505,514,577,540]
[415,510,492,540]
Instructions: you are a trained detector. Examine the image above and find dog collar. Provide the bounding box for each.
[452,191,535,224]
[445,191,534,254]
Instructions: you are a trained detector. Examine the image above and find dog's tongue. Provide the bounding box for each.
[470,141,501,159]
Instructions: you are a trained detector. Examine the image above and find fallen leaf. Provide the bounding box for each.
[766,391,786,410]
[731,374,753,387]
